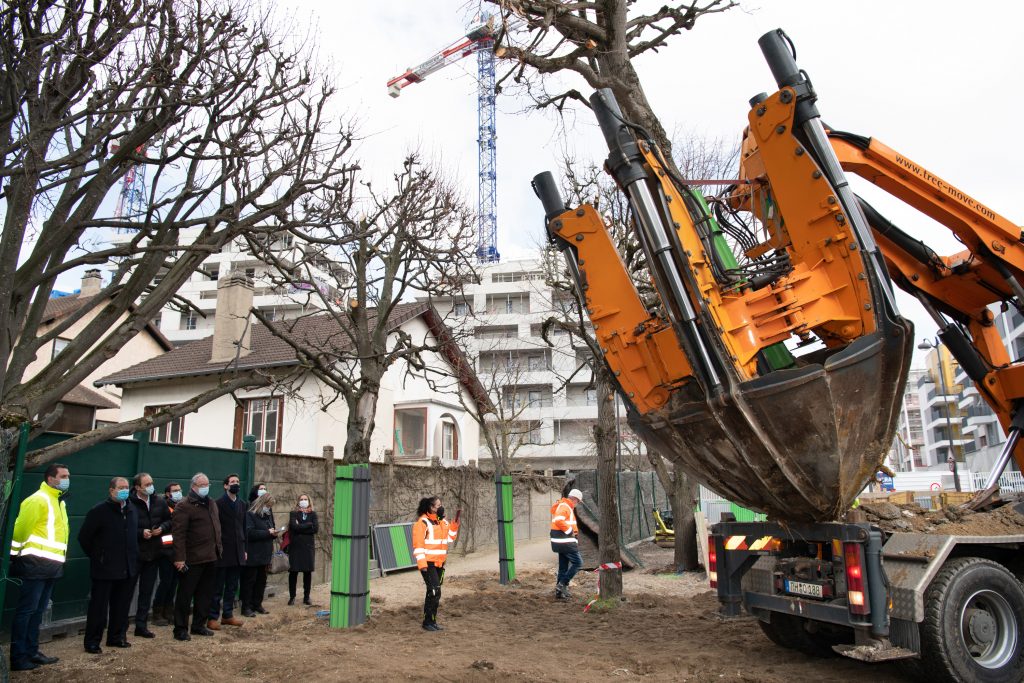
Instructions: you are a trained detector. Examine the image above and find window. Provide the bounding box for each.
[585,388,598,406]
[442,422,458,461]
[394,408,427,457]
[245,267,256,279]
[152,313,162,329]
[528,390,542,407]
[235,397,283,453]
[207,269,220,281]
[263,309,277,322]
[527,353,547,371]
[454,301,470,316]
[145,405,185,444]
[486,294,529,315]
[51,338,70,360]
[182,310,198,330]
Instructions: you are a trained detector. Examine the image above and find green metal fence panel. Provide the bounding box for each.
[369,523,415,575]
[1,431,254,631]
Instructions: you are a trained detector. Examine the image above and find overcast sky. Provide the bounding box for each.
[282,1,1022,363]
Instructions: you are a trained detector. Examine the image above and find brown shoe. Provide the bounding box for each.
[206,619,221,631]
[220,616,244,627]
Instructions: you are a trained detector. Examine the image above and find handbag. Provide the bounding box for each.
[269,539,290,574]
[280,529,291,554]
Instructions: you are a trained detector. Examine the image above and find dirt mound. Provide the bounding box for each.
[856,499,1024,536]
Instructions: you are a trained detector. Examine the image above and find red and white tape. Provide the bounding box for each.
[592,561,622,573]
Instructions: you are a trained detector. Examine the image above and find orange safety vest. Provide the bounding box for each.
[412,514,459,569]
[550,497,578,551]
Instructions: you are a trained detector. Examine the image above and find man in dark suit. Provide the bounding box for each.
[208,473,246,630]
[78,477,139,653]
[128,472,172,637]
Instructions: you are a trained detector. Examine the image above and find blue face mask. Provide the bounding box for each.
[144,485,155,496]
[170,491,183,502]
[116,489,130,502]
[57,478,70,491]
[197,486,210,498]
[257,489,267,497]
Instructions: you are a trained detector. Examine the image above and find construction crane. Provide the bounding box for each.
[109,141,148,227]
[387,13,515,263]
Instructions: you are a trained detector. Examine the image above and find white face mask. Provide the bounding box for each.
[257,489,267,497]
[299,500,309,509]
[170,490,182,502]
[144,485,155,496]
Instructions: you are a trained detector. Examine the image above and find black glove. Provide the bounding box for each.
[436,506,445,521]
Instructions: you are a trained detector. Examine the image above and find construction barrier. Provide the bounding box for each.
[330,464,370,629]
[371,522,416,575]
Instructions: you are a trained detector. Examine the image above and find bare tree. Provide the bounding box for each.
[487,0,737,158]
[252,155,479,463]
[1,0,356,467]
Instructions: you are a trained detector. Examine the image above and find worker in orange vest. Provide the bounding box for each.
[412,496,459,631]
[550,488,583,600]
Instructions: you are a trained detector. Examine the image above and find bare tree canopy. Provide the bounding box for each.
[486,0,737,156]
[251,154,480,463]
[1,0,355,463]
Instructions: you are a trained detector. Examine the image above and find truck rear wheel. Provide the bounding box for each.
[921,557,1024,683]
[757,612,845,658]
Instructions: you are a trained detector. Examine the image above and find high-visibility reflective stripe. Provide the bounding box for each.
[550,537,578,544]
[552,515,566,522]
[19,547,66,563]
[27,534,67,551]
[10,540,22,549]
[423,549,446,555]
[748,536,775,551]
[162,535,173,546]
[725,535,748,551]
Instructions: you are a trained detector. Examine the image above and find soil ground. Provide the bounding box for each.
[17,539,911,682]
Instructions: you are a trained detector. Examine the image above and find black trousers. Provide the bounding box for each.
[420,564,445,625]
[84,577,134,647]
[240,565,268,611]
[173,561,216,632]
[151,555,176,609]
[131,558,160,627]
[288,570,311,600]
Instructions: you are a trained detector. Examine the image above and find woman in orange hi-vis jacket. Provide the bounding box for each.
[550,488,583,600]
[412,496,459,631]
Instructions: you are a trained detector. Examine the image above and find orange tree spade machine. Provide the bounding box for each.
[532,29,1024,683]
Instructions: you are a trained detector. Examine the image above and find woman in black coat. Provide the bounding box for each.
[287,493,318,606]
[239,493,278,617]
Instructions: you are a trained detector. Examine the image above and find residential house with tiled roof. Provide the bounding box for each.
[25,270,173,433]
[96,272,484,464]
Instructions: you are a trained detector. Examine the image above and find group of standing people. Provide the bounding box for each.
[7,466,319,670]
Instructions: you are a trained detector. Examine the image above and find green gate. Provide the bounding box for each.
[1,431,256,631]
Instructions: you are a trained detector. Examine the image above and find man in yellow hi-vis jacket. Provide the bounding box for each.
[9,463,70,672]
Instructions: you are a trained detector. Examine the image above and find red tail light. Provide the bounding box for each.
[708,535,718,588]
[843,542,869,615]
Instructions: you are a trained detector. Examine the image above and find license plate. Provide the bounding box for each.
[784,580,823,598]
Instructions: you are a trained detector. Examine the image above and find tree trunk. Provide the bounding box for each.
[343,389,379,463]
[595,367,622,598]
[671,471,700,572]
[647,450,700,572]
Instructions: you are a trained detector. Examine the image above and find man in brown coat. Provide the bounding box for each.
[171,473,222,641]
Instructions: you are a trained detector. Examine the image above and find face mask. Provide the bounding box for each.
[197,486,210,498]
[299,500,309,509]
[257,489,266,497]
[170,491,183,502]
[144,485,155,496]
[116,489,130,502]
[436,506,445,520]
[57,478,70,492]
[228,484,240,495]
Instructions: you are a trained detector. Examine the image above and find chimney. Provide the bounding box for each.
[81,269,103,296]
[210,270,254,363]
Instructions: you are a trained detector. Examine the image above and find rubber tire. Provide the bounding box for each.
[757,612,842,658]
[920,557,1024,683]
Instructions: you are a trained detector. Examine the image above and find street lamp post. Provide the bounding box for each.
[918,338,962,492]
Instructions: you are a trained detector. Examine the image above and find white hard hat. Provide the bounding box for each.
[568,489,583,501]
